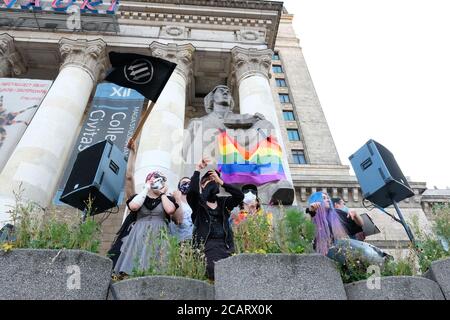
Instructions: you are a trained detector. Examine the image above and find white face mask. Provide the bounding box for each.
[151,177,164,190]
[243,191,257,205]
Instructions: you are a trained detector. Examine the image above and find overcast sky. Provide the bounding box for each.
[280,0,450,189]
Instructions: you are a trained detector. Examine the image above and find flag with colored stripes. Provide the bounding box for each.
[217,130,286,185]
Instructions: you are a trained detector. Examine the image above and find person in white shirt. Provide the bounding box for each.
[169,177,194,242]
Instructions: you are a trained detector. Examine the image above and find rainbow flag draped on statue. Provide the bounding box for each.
[217,130,286,185]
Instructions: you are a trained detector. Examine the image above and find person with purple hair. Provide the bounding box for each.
[306,191,349,255]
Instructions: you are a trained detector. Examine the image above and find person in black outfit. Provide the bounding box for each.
[187,157,244,281]
[331,197,365,241]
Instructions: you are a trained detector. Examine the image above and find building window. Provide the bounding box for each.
[279,93,290,103]
[283,111,295,121]
[276,78,287,87]
[287,129,301,141]
[272,65,283,73]
[273,53,280,60]
[292,150,306,164]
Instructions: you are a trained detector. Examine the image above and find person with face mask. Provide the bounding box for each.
[232,184,262,225]
[111,139,181,278]
[187,157,244,281]
[331,197,365,241]
[168,177,194,242]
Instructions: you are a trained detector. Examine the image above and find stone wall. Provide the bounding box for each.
[1,251,448,300]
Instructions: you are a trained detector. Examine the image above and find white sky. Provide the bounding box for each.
[280,0,450,189]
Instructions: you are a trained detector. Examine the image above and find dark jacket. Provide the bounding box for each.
[187,170,244,250]
[306,207,365,240]
[335,208,364,240]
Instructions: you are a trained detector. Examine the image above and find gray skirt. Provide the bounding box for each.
[113,216,168,275]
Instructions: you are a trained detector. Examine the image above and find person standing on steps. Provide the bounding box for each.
[187,157,244,281]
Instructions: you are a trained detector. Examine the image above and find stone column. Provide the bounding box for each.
[0,39,107,224]
[231,47,295,195]
[134,42,194,192]
[0,33,27,77]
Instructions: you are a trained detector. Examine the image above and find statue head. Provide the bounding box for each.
[204,85,234,115]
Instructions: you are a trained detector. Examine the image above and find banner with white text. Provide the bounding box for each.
[54,83,145,205]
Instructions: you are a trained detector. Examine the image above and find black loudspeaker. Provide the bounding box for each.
[60,140,127,214]
[349,139,414,208]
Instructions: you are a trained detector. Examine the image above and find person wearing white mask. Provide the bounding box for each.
[232,184,262,225]
[112,139,181,277]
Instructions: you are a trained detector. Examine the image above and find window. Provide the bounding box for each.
[272,65,283,73]
[292,150,306,164]
[276,78,287,87]
[273,53,280,60]
[283,111,295,121]
[287,129,301,141]
[279,94,290,103]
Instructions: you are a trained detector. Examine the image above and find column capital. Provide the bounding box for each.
[149,42,195,83]
[59,38,108,83]
[0,33,27,77]
[230,47,273,85]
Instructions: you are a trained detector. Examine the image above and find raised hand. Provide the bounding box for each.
[208,170,223,186]
[347,210,357,220]
[196,156,210,171]
[154,186,169,195]
[309,202,321,212]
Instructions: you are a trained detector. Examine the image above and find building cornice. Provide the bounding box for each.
[126,0,284,11]
[118,0,282,49]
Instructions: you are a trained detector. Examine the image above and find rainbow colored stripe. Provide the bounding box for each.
[217,130,286,185]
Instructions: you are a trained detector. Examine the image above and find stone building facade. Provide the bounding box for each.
[0,0,441,255]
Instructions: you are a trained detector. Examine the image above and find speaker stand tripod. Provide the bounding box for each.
[391,198,415,245]
[374,195,415,246]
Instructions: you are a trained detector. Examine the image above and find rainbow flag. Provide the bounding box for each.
[217,130,286,185]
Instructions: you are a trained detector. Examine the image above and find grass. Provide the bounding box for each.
[129,229,208,281]
[337,247,416,284]
[1,187,101,253]
[411,203,450,272]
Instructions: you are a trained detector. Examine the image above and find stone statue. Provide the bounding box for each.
[182,85,294,205]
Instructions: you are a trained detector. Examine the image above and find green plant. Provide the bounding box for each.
[131,229,207,281]
[233,207,315,255]
[233,210,277,254]
[2,187,101,253]
[337,247,415,284]
[275,208,316,254]
[381,258,415,277]
[432,204,450,244]
[411,207,450,272]
[336,204,450,283]
[337,250,375,284]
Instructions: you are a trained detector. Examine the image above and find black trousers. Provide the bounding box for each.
[204,238,233,280]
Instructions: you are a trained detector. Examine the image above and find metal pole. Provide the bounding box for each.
[391,199,415,244]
